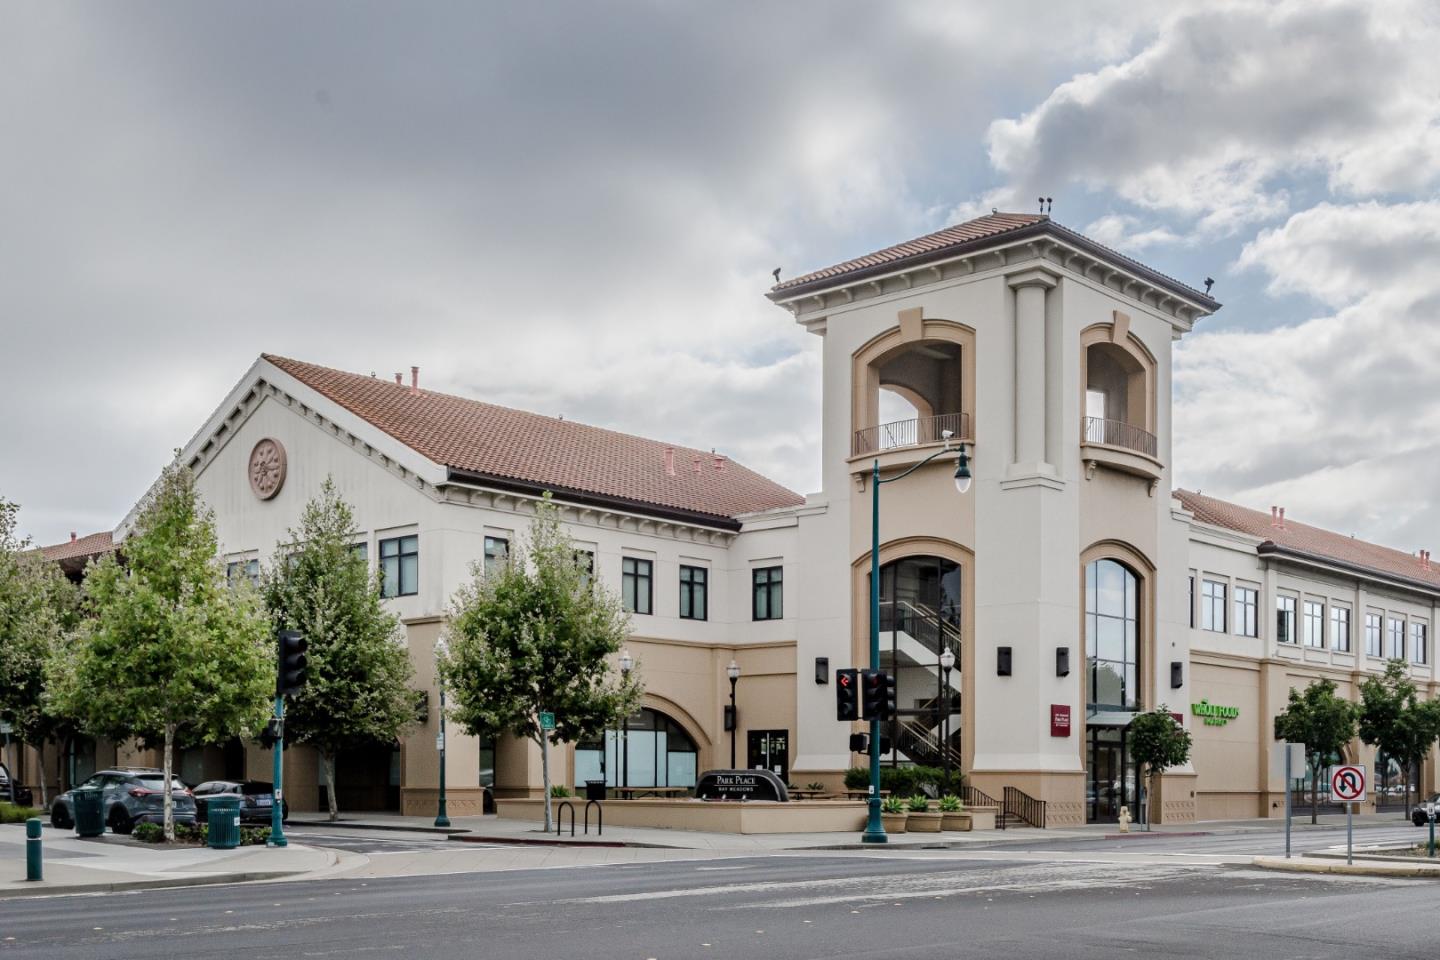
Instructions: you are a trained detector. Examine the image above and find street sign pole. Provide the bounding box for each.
[1283,745,1291,859]
[1347,800,1353,866]
[1328,765,1366,865]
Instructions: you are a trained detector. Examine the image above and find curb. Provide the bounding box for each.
[454,834,656,849]
[1251,856,1440,878]
[284,819,470,836]
[0,870,302,900]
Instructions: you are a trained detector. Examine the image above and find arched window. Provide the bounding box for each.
[873,555,962,769]
[574,707,699,789]
[1086,558,1139,711]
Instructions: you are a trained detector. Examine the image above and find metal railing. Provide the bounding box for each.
[853,411,970,456]
[1081,416,1157,458]
[1003,786,1047,828]
[879,599,962,658]
[963,785,1005,830]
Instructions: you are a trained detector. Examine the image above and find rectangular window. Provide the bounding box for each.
[1188,576,1196,629]
[575,550,595,588]
[1201,579,1227,632]
[1411,622,1427,665]
[1276,596,1296,644]
[1234,586,1258,638]
[752,566,783,621]
[1330,606,1351,652]
[379,535,419,598]
[679,565,708,621]
[226,559,259,587]
[1303,601,1325,648]
[1366,613,1383,657]
[351,542,368,562]
[622,558,652,615]
[483,536,509,578]
[1387,617,1406,660]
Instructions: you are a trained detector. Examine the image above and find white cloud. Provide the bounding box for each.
[1083,214,1183,251]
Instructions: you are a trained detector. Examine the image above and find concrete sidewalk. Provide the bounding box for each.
[0,823,345,899]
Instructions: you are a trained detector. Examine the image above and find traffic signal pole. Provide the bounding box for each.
[268,695,287,847]
[863,459,886,843]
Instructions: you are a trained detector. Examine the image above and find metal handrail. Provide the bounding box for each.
[879,600,962,657]
[1081,416,1156,457]
[1003,786,1047,828]
[853,411,970,456]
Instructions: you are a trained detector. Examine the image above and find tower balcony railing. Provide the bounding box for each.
[853,411,970,457]
[1081,416,1156,458]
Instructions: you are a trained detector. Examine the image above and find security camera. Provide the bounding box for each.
[941,429,954,439]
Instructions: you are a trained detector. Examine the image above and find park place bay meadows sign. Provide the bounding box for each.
[1191,699,1239,726]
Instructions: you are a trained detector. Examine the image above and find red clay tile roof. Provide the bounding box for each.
[1175,489,1440,590]
[263,355,804,525]
[40,531,114,563]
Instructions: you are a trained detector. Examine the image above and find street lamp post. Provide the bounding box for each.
[939,646,956,794]
[727,660,741,768]
[433,637,450,828]
[619,650,634,791]
[862,437,971,844]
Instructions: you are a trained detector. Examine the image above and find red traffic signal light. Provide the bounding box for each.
[836,668,859,721]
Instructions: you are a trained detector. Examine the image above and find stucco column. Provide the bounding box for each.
[1007,268,1058,472]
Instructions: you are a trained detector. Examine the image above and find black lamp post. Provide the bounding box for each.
[939,645,956,793]
[433,636,451,828]
[619,650,633,791]
[727,659,741,768]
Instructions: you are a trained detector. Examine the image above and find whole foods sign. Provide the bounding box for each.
[1191,699,1239,726]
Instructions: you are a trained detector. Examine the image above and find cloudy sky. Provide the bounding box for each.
[5,0,1440,552]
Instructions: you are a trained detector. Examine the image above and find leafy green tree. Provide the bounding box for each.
[0,497,81,805]
[60,463,273,839]
[262,478,416,821]
[1273,678,1357,823]
[1359,660,1440,816]
[1128,706,1192,830]
[440,494,641,831]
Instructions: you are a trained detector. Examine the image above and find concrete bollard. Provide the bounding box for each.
[26,817,42,881]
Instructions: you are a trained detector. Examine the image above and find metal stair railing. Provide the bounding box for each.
[1003,786,1047,829]
[963,785,1004,830]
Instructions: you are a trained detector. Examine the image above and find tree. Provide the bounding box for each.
[262,478,416,821]
[60,462,273,839]
[1273,678,1357,824]
[1128,706,1192,830]
[440,494,642,831]
[0,496,81,805]
[1359,660,1440,817]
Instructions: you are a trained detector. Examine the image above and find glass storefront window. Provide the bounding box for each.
[574,707,699,789]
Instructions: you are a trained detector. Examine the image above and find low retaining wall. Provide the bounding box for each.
[496,798,868,834]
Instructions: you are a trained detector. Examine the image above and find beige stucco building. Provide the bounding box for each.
[20,211,1439,826]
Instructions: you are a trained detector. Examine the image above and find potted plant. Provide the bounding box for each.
[938,794,971,831]
[907,794,942,832]
[880,795,908,833]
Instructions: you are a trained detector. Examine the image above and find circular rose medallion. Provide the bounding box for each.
[248,438,287,500]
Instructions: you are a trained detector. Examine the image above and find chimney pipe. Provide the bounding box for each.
[411,366,420,397]
[70,531,77,542]
[1278,507,1285,528]
[713,454,725,472]
[1270,506,1279,527]
[665,447,675,476]
[692,455,701,474]
[395,372,403,385]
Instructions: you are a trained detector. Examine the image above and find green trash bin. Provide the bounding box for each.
[207,796,242,849]
[72,788,104,838]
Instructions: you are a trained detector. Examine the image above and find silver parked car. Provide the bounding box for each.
[50,768,197,834]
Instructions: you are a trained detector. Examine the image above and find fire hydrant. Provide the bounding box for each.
[1117,806,1132,833]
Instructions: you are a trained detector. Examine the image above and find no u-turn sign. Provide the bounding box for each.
[1330,764,1366,802]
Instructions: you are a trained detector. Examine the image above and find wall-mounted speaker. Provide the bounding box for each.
[1170,661,1184,689]
[1056,646,1070,677]
[815,656,830,684]
[997,646,1013,677]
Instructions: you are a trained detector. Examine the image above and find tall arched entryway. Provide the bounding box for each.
[1085,556,1142,823]
[573,707,700,791]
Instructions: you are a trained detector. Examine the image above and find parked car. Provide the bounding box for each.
[0,762,35,807]
[192,780,288,824]
[1411,793,1440,826]
[50,768,196,834]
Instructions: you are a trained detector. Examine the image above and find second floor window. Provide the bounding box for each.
[575,550,595,588]
[1330,606,1351,652]
[379,535,419,598]
[1366,613,1383,657]
[1303,601,1325,648]
[484,536,509,578]
[1234,586,1258,638]
[1201,579,1227,632]
[679,565,707,621]
[1276,596,1296,644]
[1411,622,1428,665]
[623,557,652,615]
[1387,617,1406,660]
[226,559,259,587]
[753,566,783,621]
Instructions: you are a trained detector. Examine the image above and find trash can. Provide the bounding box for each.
[207,796,242,849]
[584,779,607,802]
[72,788,104,838]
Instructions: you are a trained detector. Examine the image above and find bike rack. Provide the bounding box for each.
[556,800,575,837]
[584,799,602,836]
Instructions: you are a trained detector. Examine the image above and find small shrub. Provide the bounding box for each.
[133,822,164,843]
[906,794,931,813]
[240,826,271,846]
[938,795,962,812]
[881,796,907,815]
[806,782,825,792]
[549,784,571,798]
[0,803,43,824]
[173,822,209,844]
[843,767,869,791]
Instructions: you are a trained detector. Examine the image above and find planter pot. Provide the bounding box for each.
[907,811,943,833]
[941,811,972,831]
[880,812,908,834]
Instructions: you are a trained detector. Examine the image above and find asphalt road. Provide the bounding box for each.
[3,852,1438,960]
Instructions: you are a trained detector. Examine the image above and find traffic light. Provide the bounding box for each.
[861,670,885,720]
[277,630,308,697]
[882,672,897,721]
[836,668,859,721]
[258,717,283,749]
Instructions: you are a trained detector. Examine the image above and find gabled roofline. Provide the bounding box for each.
[1257,542,1440,600]
[768,219,1219,313]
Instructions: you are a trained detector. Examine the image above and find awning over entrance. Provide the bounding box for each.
[1086,710,1137,727]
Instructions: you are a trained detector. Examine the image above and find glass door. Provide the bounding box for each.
[1087,726,1135,823]
[747,730,789,784]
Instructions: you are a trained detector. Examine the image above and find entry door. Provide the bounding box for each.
[747,730,789,784]
[1087,726,1135,823]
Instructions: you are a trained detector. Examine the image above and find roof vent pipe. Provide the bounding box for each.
[1278,507,1285,528]
[70,531,77,542]
[714,454,725,472]
[411,366,420,397]
[692,455,702,474]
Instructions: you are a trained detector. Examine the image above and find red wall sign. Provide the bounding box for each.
[1050,704,1071,737]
